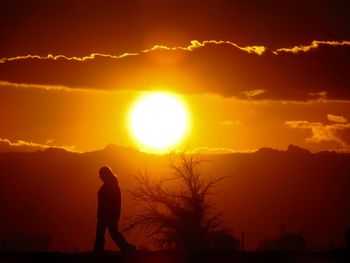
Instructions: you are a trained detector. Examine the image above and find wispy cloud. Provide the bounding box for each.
[0,52,139,64]
[2,39,348,64]
[184,40,266,55]
[0,40,267,64]
[0,138,76,152]
[220,120,241,126]
[327,114,348,123]
[274,40,350,54]
[243,89,266,98]
[0,80,76,91]
[191,146,257,154]
[285,116,350,149]
[0,80,107,93]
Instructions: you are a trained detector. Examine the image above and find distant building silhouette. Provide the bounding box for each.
[0,232,52,252]
[345,228,350,250]
[258,238,279,251]
[207,231,240,250]
[258,231,305,251]
[278,232,305,251]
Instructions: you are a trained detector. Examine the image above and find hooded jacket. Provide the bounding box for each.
[97,176,121,224]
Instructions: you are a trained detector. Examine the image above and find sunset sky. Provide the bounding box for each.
[1,0,350,153]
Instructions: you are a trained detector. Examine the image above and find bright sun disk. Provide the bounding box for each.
[129,92,189,151]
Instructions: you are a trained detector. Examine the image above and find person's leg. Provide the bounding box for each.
[93,220,107,253]
[108,224,136,252]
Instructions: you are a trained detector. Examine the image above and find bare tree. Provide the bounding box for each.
[125,153,238,250]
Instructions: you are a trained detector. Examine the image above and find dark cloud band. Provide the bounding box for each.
[0,40,349,101]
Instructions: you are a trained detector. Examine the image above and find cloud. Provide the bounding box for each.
[2,39,349,64]
[0,40,349,101]
[0,52,139,64]
[0,40,267,64]
[0,80,106,93]
[0,138,76,153]
[242,89,266,98]
[327,114,348,123]
[308,91,328,99]
[180,40,266,55]
[0,80,79,92]
[220,120,241,126]
[274,40,350,54]
[285,117,350,148]
[190,146,257,154]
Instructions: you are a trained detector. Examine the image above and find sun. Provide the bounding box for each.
[129,92,189,152]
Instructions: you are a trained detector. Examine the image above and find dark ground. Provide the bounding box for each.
[0,251,349,263]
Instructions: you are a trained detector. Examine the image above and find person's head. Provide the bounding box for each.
[99,166,118,185]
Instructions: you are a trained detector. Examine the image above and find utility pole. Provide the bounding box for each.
[241,231,245,251]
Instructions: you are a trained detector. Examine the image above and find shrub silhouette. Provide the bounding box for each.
[125,153,238,250]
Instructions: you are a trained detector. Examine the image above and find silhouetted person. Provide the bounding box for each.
[93,166,136,253]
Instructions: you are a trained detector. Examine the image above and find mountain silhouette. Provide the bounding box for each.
[0,144,349,251]
[286,144,311,154]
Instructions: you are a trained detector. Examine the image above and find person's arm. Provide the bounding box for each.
[97,189,102,219]
[115,187,121,222]
[97,187,109,220]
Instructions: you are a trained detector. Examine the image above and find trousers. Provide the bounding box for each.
[93,220,132,252]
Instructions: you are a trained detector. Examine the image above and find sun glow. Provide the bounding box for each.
[129,92,189,152]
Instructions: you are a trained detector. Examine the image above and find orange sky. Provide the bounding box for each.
[1,83,350,153]
[0,0,350,153]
